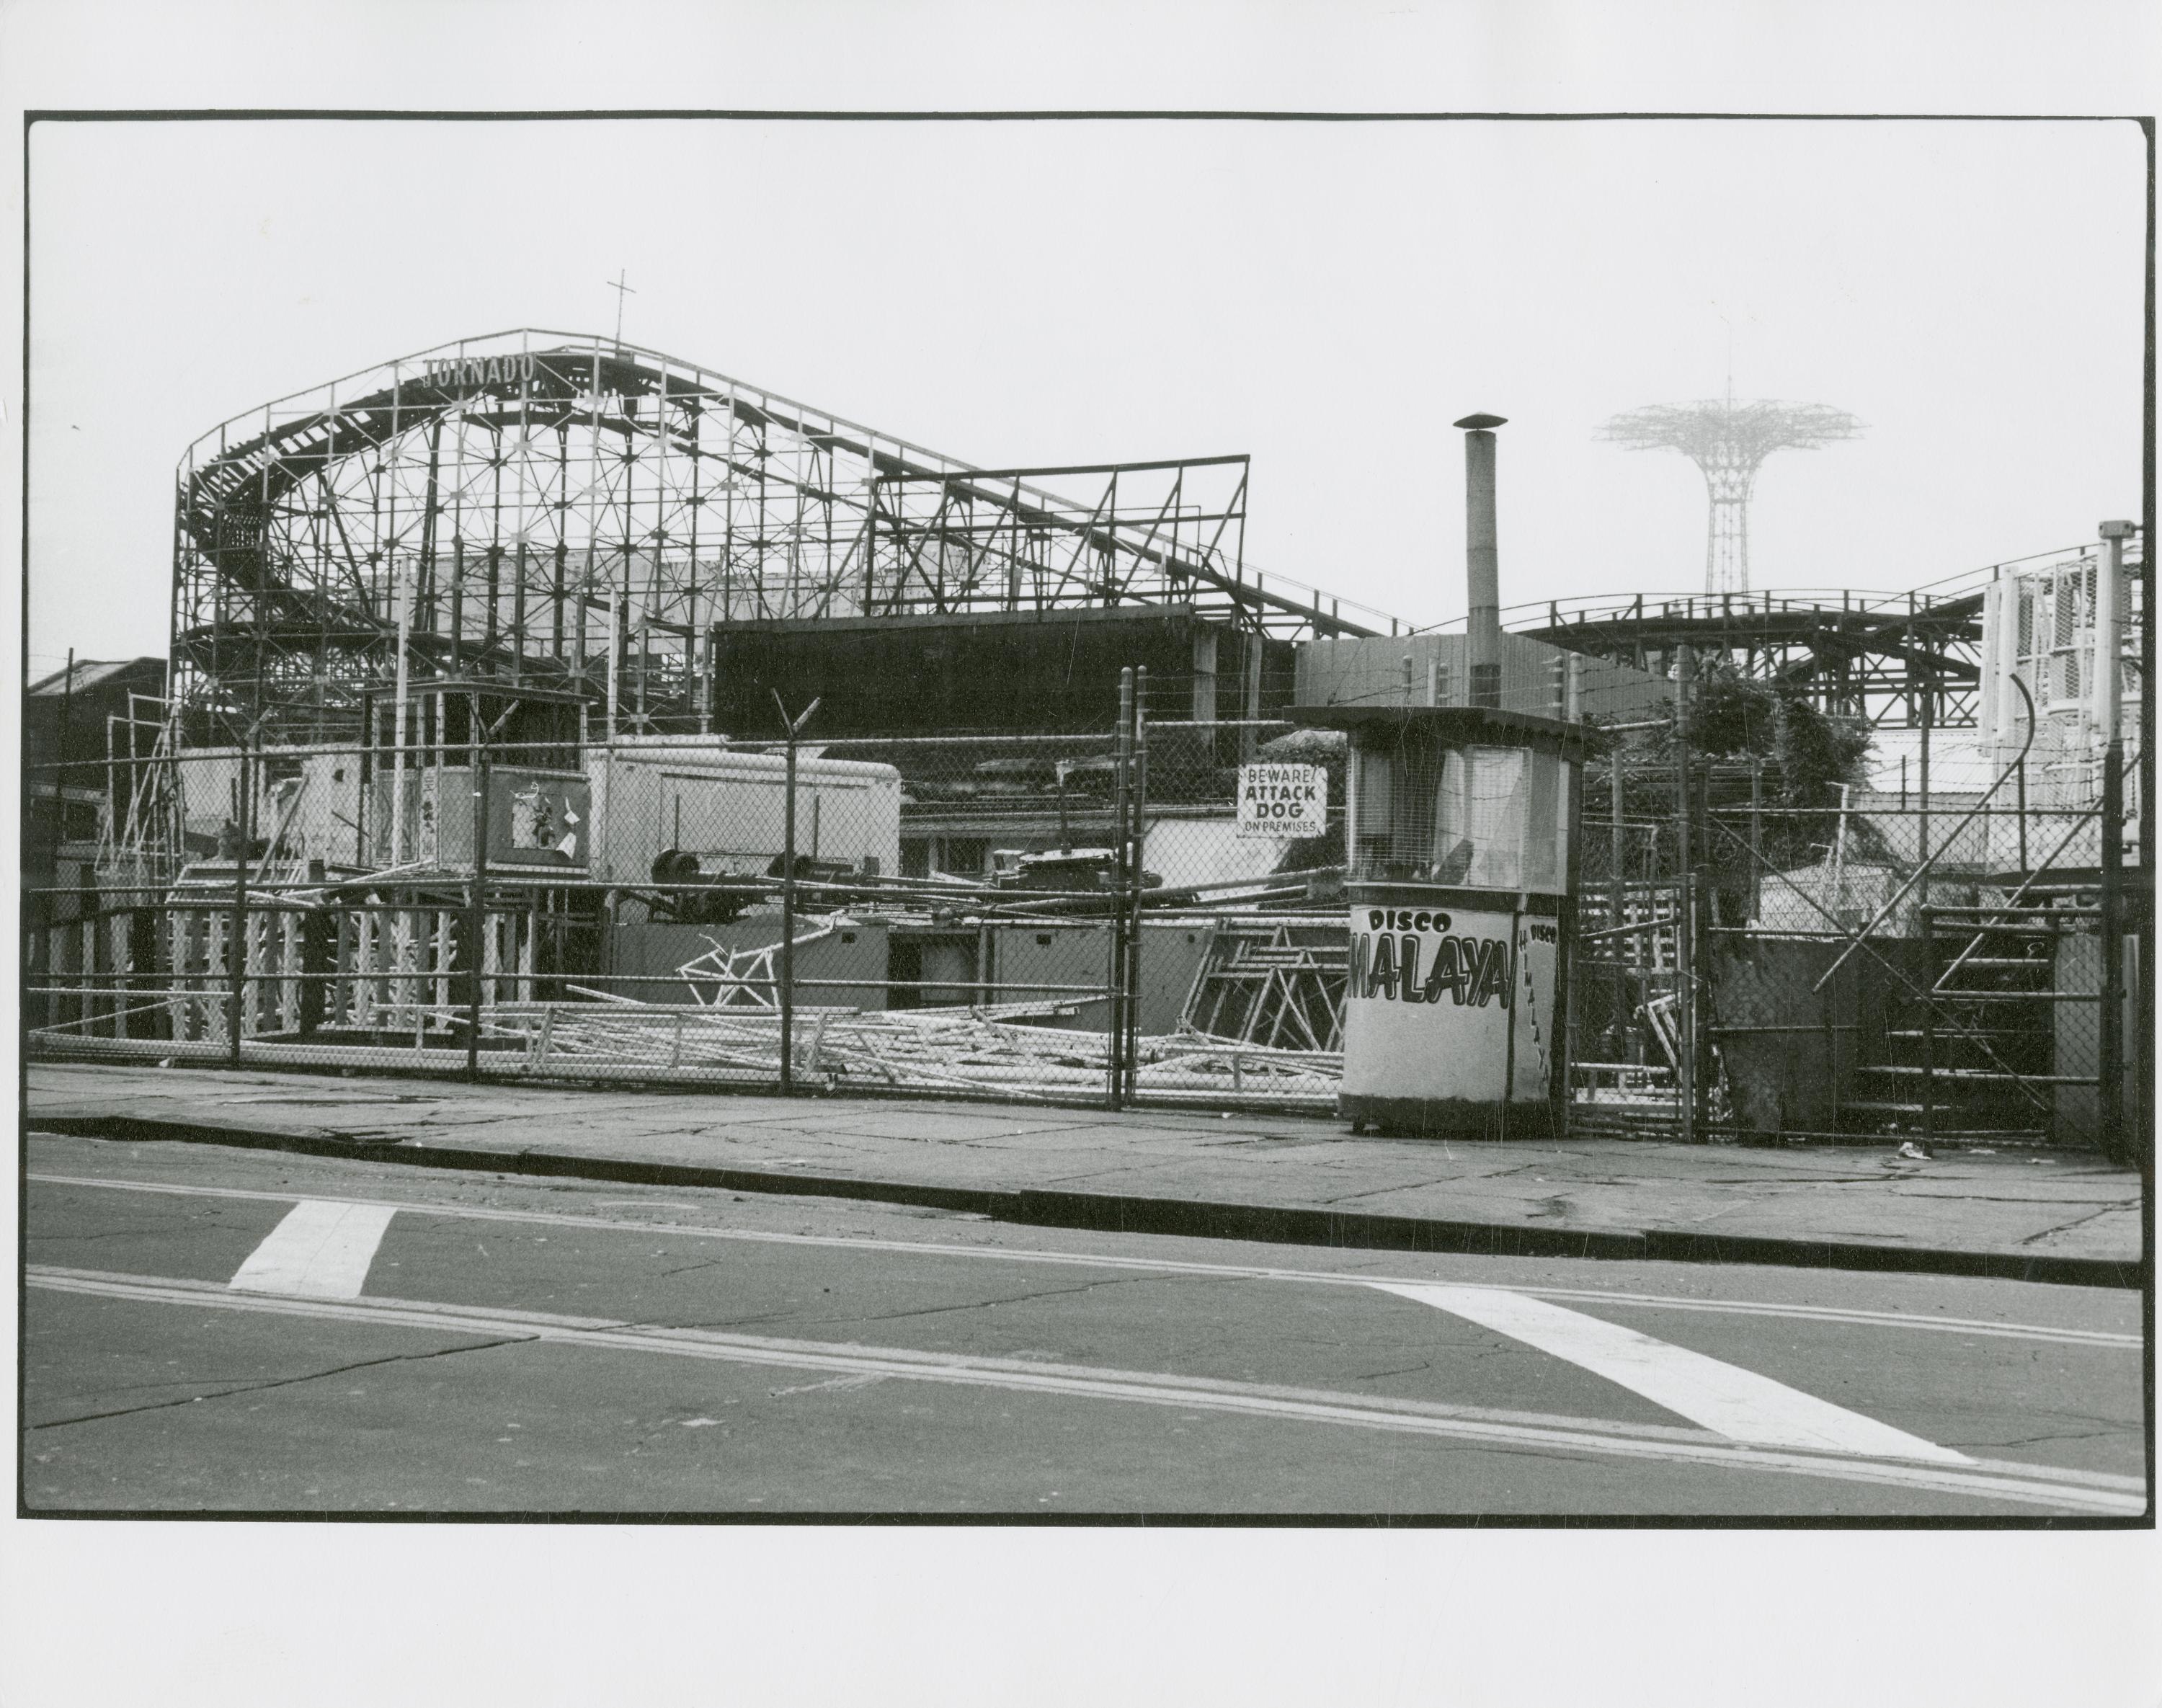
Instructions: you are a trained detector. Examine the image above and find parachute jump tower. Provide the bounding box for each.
[1603,391,1861,595]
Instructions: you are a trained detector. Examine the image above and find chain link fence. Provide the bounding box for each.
[1569,676,2140,1160]
[23,690,1348,1113]
[25,659,2139,1155]
[1690,783,2135,1157]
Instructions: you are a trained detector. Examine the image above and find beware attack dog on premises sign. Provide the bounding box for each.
[1237,762,1327,838]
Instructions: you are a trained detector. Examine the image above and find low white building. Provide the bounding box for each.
[1975,533,2143,842]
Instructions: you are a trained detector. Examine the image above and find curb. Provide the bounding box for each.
[31,1112,2145,1291]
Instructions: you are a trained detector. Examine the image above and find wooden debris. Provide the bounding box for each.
[417,992,1347,1106]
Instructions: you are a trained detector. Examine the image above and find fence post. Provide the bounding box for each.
[1823,979,1843,1131]
[227,734,254,1069]
[2095,520,2133,1166]
[1748,752,1763,926]
[1919,668,1933,899]
[1240,621,1263,764]
[1915,680,1938,1149]
[772,692,820,1094]
[2099,739,2125,1163]
[1125,668,1149,1084]
[780,720,798,1093]
[1106,668,1134,1109]
[1919,904,1936,1147]
[1610,745,1627,1069]
[466,715,488,1082]
[1673,644,1696,1144]
[2016,755,2029,874]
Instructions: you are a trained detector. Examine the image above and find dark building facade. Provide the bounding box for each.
[23,657,169,1028]
[24,656,169,879]
[708,606,1293,739]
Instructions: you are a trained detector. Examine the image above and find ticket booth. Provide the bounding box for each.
[1307,705,1585,1139]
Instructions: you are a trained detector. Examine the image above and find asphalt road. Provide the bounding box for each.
[21,1130,2150,1518]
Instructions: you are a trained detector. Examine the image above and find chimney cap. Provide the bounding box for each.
[1453,412,1508,431]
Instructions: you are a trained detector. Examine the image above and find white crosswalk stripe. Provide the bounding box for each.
[229,1200,397,1299]
[1370,1281,1972,1464]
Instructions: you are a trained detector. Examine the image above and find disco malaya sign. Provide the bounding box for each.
[1237,762,1327,838]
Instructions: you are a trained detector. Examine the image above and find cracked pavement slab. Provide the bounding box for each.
[29,1335,535,1432]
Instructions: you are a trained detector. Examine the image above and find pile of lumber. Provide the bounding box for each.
[435,992,1343,1106]
[1136,1032,1342,1105]
[454,991,1108,1099]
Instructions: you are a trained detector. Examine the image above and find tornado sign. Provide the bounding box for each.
[1237,762,1327,838]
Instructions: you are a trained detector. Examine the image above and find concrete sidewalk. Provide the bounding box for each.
[25,1062,2149,1286]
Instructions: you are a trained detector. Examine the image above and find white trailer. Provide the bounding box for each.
[585,736,902,884]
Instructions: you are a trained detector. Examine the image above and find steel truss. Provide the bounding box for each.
[1513,583,1986,729]
[1517,541,2147,734]
[172,329,1400,747]
[868,457,1260,629]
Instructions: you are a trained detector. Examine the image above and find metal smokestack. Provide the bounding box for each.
[1455,412,1507,708]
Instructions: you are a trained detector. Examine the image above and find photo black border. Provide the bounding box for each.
[17,105,2156,1532]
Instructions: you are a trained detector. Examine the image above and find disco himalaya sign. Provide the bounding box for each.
[1347,906,1557,1010]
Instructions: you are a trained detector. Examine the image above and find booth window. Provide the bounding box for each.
[1431,744,1567,890]
[1351,727,1572,889]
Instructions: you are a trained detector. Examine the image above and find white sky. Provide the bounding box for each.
[24,114,2146,672]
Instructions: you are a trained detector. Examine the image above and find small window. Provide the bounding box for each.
[1433,744,1529,889]
[1035,933,1053,946]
